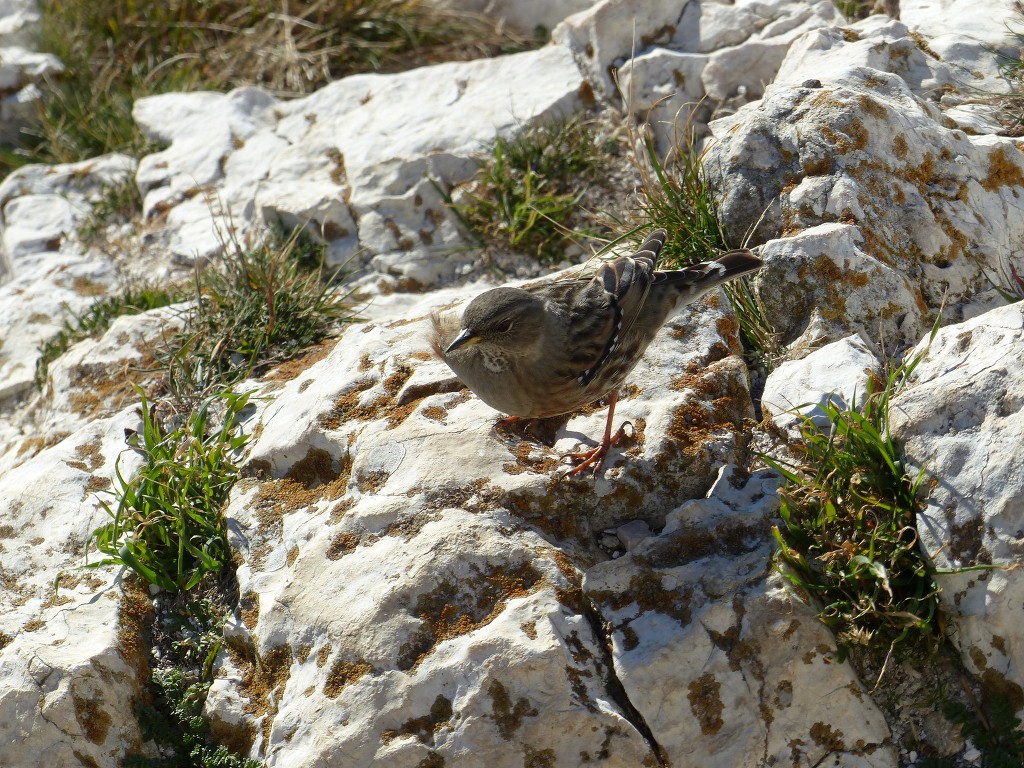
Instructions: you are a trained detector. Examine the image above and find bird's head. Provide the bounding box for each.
[445,287,545,356]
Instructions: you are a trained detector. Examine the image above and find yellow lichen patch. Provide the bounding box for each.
[326,531,359,560]
[904,152,937,194]
[809,721,847,751]
[355,468,390,494]
[908,30,941,60]
[504,478,587,543]
[667,361,752,450]
[229,642,293,748]
[687,672,724,735]
[67,348,161,422]
[324,657,374,698]
[381,694,453,744]
[263,338,338,384]
[819,117,868,155]
[596,570,694,626]
[422,405,448,422]
[893,134,909,159]
[72,276,106,296]
[116,576,153,695]
[382,364,413,396]
[316,644,331,668]
[319,377,383,429]
[249,447,353,555]
[66,438,104,473]
[856,94,887,120]
[319,360,438,431]
[502,439,562,476]
[981,145,1024,192]
[488,679,538,740]
[397,562,544,671]
[813,254,870,288]
[803,155,835,177]
[239,591,260,630]
[74,694,112,744]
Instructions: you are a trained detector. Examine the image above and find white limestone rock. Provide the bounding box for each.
[37,305,186,441]
[440,0,598,34]
[616,48,710,149]
[0,153,137,204]
[584,465,896,767]
[2,194,75,263]
[556,0,841,141]
[614,519,652,551]
[890,301,1024,706]
[762,333,880,431]
[0,251,117,404]
[0,410,149,767]
[0,44,62,144]
[216,270,756,764]
[0,44,60,90]
[0,0,41,48]
[133,45,586,284]
[0,155,137,406]
[553,0,683,96]
[900,0,1023,87]
[707,64,1024,349]
[749,223,925,351]
[134,88,281,261]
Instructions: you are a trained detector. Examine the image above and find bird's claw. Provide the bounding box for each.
[560,423,633,478]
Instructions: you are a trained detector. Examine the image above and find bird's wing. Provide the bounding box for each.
[533,229,666,386]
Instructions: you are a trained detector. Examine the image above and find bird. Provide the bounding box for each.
[430,229,763,475]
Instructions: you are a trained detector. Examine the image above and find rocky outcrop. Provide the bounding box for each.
[2,1,1023,766]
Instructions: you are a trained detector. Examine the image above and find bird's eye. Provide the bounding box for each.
[494,319,515,334]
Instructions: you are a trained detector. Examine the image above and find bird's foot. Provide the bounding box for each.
[562,422,633,477]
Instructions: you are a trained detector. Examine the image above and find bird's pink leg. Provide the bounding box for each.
[564,391,630,477]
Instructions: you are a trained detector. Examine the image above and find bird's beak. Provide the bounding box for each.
[445,328,479,354]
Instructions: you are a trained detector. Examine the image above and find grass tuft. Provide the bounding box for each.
[35,283,185,389]
[633,121,780,368]
[445,115,609,263]
[167,226,351,399]
[932,692,1024,767]
[88,388,250,593]
[6,0,535,172]
[78,175,145,247]
[994,2,1024,136]
[986,251,1024,303]
[762,329,941,655]
[834,1,877,21]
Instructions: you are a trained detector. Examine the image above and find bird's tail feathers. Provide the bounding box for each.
[657,248,762,297]
[713,249,763,280]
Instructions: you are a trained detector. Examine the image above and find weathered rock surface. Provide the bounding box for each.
[586,465,896,767]
[0,0,62,145]
[708,15,1024,350]
[560,0,843,146]
[2,1,1024,766]
[0,408,149,767]
[0,155,136,413]
[211,274,755,763]
[762,332,880,431]
[891,301,1024,705]
[134,44,587,287]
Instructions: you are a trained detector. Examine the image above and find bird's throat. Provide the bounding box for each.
[478,347,509,374]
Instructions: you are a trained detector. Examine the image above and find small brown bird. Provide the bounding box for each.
[431,229,763,475]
